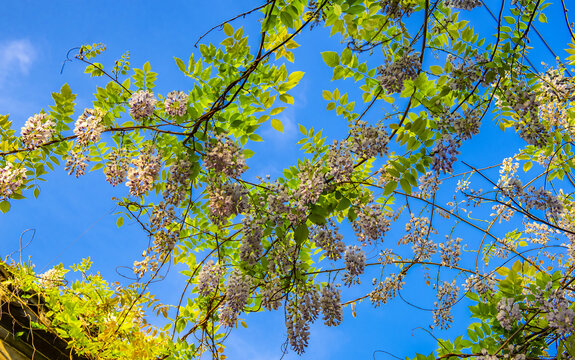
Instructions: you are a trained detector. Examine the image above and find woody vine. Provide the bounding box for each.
[1,0,575,359]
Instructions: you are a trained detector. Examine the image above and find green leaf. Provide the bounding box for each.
[223,23,234,36]
[321,51,340,67]
[0,200,10,213]
[430,65,443,75]
[116,216,124,228]
[174,57,186,72]
[271,119,283,132]
[294,223,309,245]
[143,61,151,73]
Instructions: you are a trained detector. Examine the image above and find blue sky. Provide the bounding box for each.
[0,1,573,359]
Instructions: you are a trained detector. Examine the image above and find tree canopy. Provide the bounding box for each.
[1,0,575,359]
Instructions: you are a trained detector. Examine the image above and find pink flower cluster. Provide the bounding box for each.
[21,113,55,149]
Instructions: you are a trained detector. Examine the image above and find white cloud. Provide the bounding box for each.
[0,39,36,82]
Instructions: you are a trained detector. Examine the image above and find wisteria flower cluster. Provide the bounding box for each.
[320,285,343,326]
[444,0,481,9]
[21,113,55,149]
[432,280,459,329]
[370,273,404,307]
[432,134,460,174]
[377,52,421,93]
[327,140,354,183]
[164,157,194,206]
[129,90,157,120]
[286,286,321,354]
[349,121,389,159]
[240,216,264,265]
[74,108,105,147]
[0,162,27,198]
[65,151,89,177]
[164,90,188,117]
[197,260,225,296]
[204,135,246,178]
[343,245,366,286]
[496,297,522,330]
[312,220,345,261]
[126,148,161,196]
[220,271,251,327]
[104,148,129,186]
[208,181,250,224]
[351,203,391,245]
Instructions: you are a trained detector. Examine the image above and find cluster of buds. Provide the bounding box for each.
[447,54,487,91]
[21,113,55,149]
[370,273,404,307]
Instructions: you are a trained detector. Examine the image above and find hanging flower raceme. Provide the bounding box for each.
[220,271,251,327]
[126,148,161,196]
[377,53,421,94]
[204,135,246,178]
[20,113,55,149]
[0,162,27,198]
[164,90,188,117]
[104,148,129,186]
[74,108,105,147]
[129,90,157,120]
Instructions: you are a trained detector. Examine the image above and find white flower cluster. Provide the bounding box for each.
[352,203,391,245]
[126,149,161,196]
[21,113,55,149]
[439,236,462,268]
[129,90,157,120]
[104,148,128,186]
[432,280,459,329]
[0,162,27,198]
[370,273,404,307]
[204,135,246,178]
[312,220,345,261]
[496,297,522,330]
[286,287,321,354]
[164,90,188,117]
[432,134,460,174]
[343,245,366,286]
[377,53,421,93]
[220,271,251,327]
[208,181,250,224]
[65,151,89,177]
[327,141,354,183]
[444,0,481,10]
[197,260,225,296]
[74,108,105,147]
[261,279,283,311]
[349,121,389,159]
[294,163,325,210]
[240,216,264,265]
[463,274,495,295]
[320,285,343,326]
[38,267,66,288]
